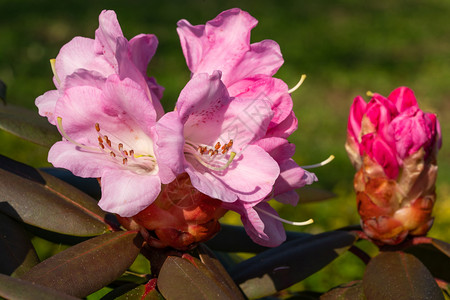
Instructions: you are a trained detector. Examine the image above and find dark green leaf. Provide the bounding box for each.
[297,186,336,203]
[0,80,6,104]
[157,256,236,300]
[206,224,311,253]
[0,103,60,147]
[405,242,450,282]
[0,155,113,236]
[20,231,143,298]
[42,167,102,200]
[229,230,358,299]
[363,251,444,300]
[321,280,365,299]
[431,238,450,258]
[0,273,78,300]
[0,213,39,276]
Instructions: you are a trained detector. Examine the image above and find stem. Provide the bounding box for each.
[348,245,371,265]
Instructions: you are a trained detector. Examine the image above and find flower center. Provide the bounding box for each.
[57,117,157,174]
[184,139,236,172]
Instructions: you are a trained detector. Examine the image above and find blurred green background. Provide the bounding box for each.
[1,0,449,295]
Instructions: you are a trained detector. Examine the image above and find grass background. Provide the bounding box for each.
[1,0,449,295]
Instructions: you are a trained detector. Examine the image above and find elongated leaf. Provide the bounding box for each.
[197,244,245,300]
[0,273,78,300]
[206,224,311,253]
[0,213,39,276]
[431,238,450,258]
[42,167,102,200]
[21,231,143,298]
[0,155,113,236]
[0,103,60,147]
[229,230,357,299]
[405,242,450,282]
[363,251,444,300]
[321,280,365,299]
[297,186,336,203]
[157,256,236,300]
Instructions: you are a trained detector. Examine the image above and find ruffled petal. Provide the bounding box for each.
[94,10,124,68]
[177,9,283,86]
[99,169,161,217]
[35,89,59,125]
[153,111,185,184]
[48,141,118,178]
[273,158,317,198]
[186,144,279,202]
[388,86,418,113]
[224,201,286,247]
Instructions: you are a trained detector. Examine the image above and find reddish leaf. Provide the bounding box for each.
[0,213,39,276]
[363,251,444,300]
[321,280,365,299]
[20,231,143,298]
[0,273,78,300]
[0,155,113,236]
[157,256,236,300]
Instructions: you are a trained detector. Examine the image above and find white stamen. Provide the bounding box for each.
[288,74,307,94]
[191,151,237,171]
[56,117,100,152]
[254,206,314,226]
[50,59,61,86]
[301,155,335,169]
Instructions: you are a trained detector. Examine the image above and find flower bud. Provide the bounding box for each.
[117,173,228,250]
[346,87,441,245]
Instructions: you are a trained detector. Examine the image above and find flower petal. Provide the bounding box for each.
[224,201,286,247]
[35,89,59,125]
[388,86,418,113]
[153,111,185,184]
[99,169,161,217]
[48,141,118,178]
[186,144,279,202]
[177,9,283,86]
[94,10,124,68]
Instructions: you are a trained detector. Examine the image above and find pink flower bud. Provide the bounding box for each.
[117,173,227,250]
[346,87,441,245]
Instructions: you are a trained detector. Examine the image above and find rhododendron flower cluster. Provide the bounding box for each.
[36,9,316,249]
[346,87,441,245]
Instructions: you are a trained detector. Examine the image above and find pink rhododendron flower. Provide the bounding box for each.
[155,71,280,204]
[48,75,170,217]
[36,10,164,125]
[177,9,316,246]
[346,87,441,245]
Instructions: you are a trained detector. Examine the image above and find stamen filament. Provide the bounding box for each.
[254,206,314,226]
[191,151,236,171]
[302,155,335,169]
[50,59,61,85]
[288,74,307,94]
[56,117,100,152]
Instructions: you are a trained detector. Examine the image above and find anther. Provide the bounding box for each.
[105,136,111,148]
[215,142,221,150]
[98,136,103,143]
[130,150,134,157]
[123,158,128,165]
[227,140,233,148]
[99,142,105,149]
[95,123,101,132]
[124,150,128,156]
[110,151,116,158]
[208,149,214,156]
[118,143,123,152]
